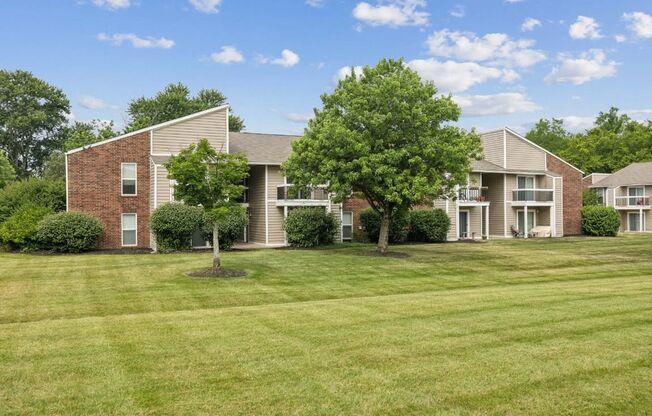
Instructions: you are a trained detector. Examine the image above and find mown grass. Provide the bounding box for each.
[1,235,651,415]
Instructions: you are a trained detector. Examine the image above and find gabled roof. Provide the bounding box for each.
[65,105,229,155]
[591,162,652,187]
[229,132,299,165]
[479,127,584,175]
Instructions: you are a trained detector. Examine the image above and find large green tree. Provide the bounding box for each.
[165,139,248,271]
[526,118,573,156]
[0,151,16,189]
[0,70,70,177]
[125,83,244,133]
[282,58,482,253]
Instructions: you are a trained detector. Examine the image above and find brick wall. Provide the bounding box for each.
[547,154,583,235]
[343,197,370,240]
[67,132,151,249]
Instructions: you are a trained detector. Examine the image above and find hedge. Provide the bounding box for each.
[0,205,53,251]
[408,209,451,242]
[151,203,205,251]
[37,212,104,253]
[358,208,408,243]
[0,178,65,223]
[283,207,338,248]
[581,205,620,236]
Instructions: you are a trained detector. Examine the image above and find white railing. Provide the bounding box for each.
[512,189,554,202]
[615,196,650,207]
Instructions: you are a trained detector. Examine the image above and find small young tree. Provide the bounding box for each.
[164,139,248,271]
[282,58,482,253]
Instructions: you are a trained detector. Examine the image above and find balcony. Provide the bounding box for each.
[512,189,554,205]
[615,196,650,209]
[458,187,489,205]
[276,185,329,207]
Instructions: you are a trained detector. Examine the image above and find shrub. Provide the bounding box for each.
[0,178,65,223]
[202,204,248,251]
[283,207,338,248]
[358,208,408,243]
[581,205,620,236]
[37,212,104,253]
[0,205,53,250]
[151,203,205,251]
[408,209,451,242]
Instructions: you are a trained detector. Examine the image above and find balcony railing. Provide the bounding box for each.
[512,189,554,202]
[458,186,489,203]
[277,185,328,201]
[615,196,650,207]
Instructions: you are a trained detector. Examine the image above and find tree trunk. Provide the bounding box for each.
[377,212,390,254]
[212,221,221,271]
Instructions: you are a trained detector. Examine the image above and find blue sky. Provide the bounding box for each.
[2,0,652,135]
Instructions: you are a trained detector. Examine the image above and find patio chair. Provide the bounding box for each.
[510,225,523,238]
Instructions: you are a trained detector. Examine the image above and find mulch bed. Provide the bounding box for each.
[186,268,248,278]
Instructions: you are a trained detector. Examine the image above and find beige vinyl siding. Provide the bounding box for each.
[505,131,546,171]
[449,201,458,240]
[480,130,505,167]
[266,166,285,245]
[155,165,173,208]
[554,177,563,236]
[505,175,518,232]
[469,207,481,239]
[151,108,227,155]
[538,207,550,226]
[484,173,504,236]
[247,165,266,244]
[432,199,455,240]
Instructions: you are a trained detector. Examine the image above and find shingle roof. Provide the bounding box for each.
[229,132,299,165]
[591,161,652,187]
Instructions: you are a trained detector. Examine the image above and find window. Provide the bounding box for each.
[517,175,535,189]
[628,186,645,206]
[594,188,606,205]
[169,179,177,202]
[121,163,137,196]
[516,176,535,201]
[122,213,137,246]
[342,211,353,241]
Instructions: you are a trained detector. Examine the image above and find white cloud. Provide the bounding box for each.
[560,116,594,131]
[504,0,524,3]
[426,29,546,67]
[79,95,108,110]
[284,112,313,123]
[189,0,223,14]
[91,0,130,10]
[97,33,175,49]
[407,59,518,93]
[625,109,652,119]
[455,92,540,116]
[615,34,627,43]
[306,0,324,7]
[449,4,465,18]
[623,12,652,38]
[569,16,603,39]
[521,18,541,32]
[334,65,364,83]
[545,49,618,85]
[258,49,300,67]
[210,46,244,64]
[352,0,429,28]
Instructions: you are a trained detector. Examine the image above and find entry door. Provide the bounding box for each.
[628,212,645,231]
[518,211,535,233]
[458,211,469,238]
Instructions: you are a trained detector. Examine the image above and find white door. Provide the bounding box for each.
[628,212,645,232]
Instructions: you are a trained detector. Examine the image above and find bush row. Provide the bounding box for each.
[150,203,247,252]
[359,208,450,243]
[0,207,103,252]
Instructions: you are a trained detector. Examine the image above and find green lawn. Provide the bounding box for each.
[1,236,651,415]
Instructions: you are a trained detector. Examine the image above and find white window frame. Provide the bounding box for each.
[517,175,536,190]
[121,163,137,196]
[121,213,138,247]
[169,179,177,202]
[458,209,470,239]
[594,187,606,205]
[342,211,353,241]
